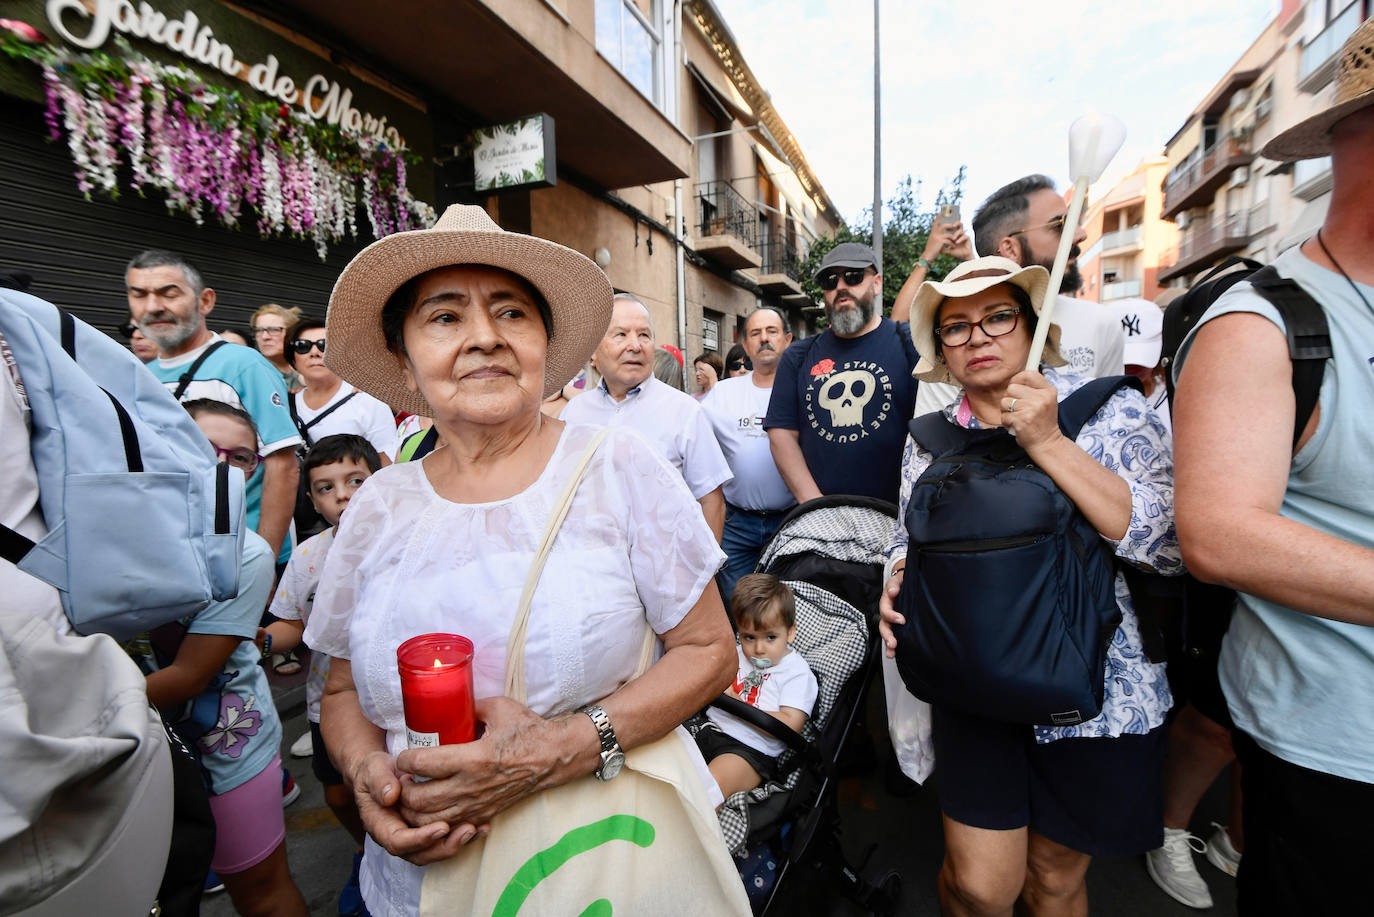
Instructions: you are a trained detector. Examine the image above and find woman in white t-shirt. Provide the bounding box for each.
[304,205,737,917]
[285,319,400,462]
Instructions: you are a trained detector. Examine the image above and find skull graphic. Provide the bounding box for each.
[818,369,876,427]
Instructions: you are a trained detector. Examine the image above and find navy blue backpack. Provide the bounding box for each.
[892,376,1142,727]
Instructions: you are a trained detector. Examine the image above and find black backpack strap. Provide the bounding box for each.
[289,391,359,448]
[1248,267,1332,451]
[908,409,975,457]
[0,522,36,566]
[172,340,228,401]
[1057,375,1144,441]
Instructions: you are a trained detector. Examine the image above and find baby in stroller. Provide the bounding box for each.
[694,574,819,801]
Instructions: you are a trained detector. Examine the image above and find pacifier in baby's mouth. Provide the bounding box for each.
[748,656,775,671]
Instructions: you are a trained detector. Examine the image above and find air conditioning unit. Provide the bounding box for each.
[1177,212,1193,229]
[1229,168,1250,187]
[1227,88,1251,111]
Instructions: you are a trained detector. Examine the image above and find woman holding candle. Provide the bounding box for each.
[304,205,738,917]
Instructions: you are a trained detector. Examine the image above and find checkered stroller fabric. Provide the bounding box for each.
[710,499,896,856]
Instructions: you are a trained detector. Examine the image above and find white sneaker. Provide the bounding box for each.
[1145,827,1213,909]
[289,730,313,758]
[1204,822,1241,877]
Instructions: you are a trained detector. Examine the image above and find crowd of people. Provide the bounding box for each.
[3,18,1372,917]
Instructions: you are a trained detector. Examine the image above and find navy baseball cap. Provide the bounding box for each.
[815,242,879,281]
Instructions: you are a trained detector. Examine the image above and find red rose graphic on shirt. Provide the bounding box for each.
[810,358,836,377]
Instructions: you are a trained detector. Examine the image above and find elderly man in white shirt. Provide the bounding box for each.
[701,307,796,603]
[561,293,732,540]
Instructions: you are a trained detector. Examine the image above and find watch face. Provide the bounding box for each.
[599,751,626,781]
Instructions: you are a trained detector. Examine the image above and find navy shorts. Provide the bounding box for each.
[309,721,345,787]
[695,722,780,782]
[931,706,1166,857]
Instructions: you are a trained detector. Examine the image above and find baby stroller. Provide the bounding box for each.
[701,495,902,915]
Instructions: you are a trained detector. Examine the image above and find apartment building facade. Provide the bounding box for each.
[1076,156,1178,304]
[1156,0,1368,288]
[0,0,841,364]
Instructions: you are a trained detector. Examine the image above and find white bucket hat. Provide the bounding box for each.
[908,256,1064,384]
[325,204,613,415]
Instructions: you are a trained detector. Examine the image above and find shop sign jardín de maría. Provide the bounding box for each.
[41,0,428,155]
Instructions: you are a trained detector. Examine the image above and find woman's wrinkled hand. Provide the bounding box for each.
[877,568,905,659]
[395,696,577,836]
[1001,370,1062,452]
[352,750,462,866]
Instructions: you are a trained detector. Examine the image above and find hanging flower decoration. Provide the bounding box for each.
[2,35,436,258]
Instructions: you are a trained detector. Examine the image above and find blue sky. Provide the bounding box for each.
[713,0,1279,228]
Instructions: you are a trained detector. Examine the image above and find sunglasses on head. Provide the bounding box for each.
[817,267,873,291]
[290,338,326,355]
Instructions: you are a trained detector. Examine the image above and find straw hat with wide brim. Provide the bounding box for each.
[1263,16,1374,162]
[324,205,613,416]
[909,256,1065,384]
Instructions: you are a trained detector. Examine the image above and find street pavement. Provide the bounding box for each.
[206,654,1238,916]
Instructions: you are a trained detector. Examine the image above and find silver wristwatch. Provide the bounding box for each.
[579,704,625,781]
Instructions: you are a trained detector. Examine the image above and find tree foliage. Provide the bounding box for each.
[800,166,968,320]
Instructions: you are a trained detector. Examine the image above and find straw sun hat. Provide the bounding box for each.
[325,204,613,416]
[1263,15,1374,162]
[908,256,1064,384]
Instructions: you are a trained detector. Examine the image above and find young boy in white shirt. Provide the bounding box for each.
[258,434,379,916]
[696,574,819,800]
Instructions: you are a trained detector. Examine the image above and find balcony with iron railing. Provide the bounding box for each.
[694,180,762,270]
[1299,2,1364,93]
[1101,225,1144,252]
[1162,136,1254,218]
[756,237,804,297]
[1158,211,1251,282]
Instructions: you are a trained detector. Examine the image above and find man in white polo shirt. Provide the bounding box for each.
[701,307,796,603]
[561,293,731,540]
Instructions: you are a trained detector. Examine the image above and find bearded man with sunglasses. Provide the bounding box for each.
[765,242,920,505]
[125,249,301,567]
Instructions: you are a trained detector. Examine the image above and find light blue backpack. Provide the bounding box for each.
[0,290,246,639]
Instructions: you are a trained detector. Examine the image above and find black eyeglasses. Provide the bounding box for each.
[1008,214,1068,237]
[289,338,326,355]
[935,308,1024,347]
[817,267,873,291]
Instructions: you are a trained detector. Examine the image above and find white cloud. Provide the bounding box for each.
[713,0,1276,226]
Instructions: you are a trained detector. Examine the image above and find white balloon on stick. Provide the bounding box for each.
[1024,112,1127,371]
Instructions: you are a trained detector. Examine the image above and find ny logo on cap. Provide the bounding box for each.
[1121,314,1142,337]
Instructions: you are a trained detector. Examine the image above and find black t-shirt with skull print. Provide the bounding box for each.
[763,318,918,504]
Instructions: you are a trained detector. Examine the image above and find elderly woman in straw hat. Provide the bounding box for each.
[302,205,736,916]
[877,256,1180,916]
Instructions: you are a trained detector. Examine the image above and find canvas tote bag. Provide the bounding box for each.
[420,430,750,916]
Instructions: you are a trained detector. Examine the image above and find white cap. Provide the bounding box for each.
[1103,298,1163,369]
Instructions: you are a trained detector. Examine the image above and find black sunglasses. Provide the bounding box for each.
[117,321,137,339]
[728,362,747,371]
[290,338,326,355]
[817,267,872,291]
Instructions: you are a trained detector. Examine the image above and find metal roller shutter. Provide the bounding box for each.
[0,97,369,339]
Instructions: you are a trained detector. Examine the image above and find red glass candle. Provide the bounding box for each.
[397,634,476,748]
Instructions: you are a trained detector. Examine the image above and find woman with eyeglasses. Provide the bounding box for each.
[877,256,1179,917]
[285,320,399,466]
[724,343,751,378]
[251,302,305,393]
[118,318,159,363]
